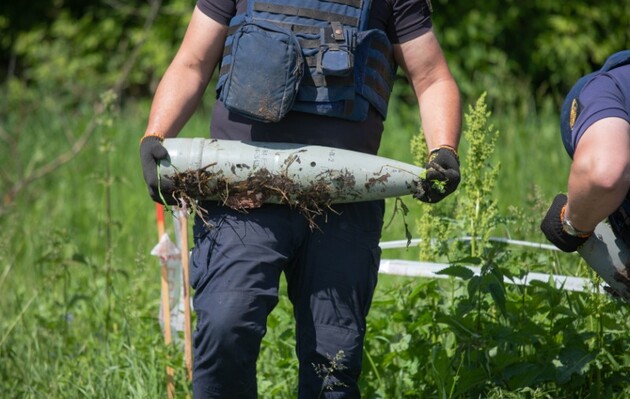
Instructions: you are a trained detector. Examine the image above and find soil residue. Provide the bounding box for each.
[170,165,359,230]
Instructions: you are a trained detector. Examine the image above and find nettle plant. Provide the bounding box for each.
[414,93,501,261]
[362,94,630,398]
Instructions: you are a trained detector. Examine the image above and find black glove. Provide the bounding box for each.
[414,146,461,203]
[540,193,592,252]
[140,135,177,205]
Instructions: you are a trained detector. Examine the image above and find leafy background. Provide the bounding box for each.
[1,1,629,398]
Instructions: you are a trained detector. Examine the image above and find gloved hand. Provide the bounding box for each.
[540,193,592,252]
[140,135,177,205]
[414,146,461,203]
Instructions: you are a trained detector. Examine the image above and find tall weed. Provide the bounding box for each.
[1,81,628,398]
[361,94,630,398]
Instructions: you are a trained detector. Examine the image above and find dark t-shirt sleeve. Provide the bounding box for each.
[389,0,432,43]
[196,0,235,26]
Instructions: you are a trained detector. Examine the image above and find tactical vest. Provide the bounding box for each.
[561,50,630,156]
[216,0,396,123]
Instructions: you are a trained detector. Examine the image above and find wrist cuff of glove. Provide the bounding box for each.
[541,195,592,252]
[429,145,459,160]
[140,133,165,144]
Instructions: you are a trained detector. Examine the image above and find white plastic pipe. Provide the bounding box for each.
[160,138,425,203]
[578,222,630,302]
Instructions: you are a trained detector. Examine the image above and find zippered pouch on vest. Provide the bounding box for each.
[219,19,304,123]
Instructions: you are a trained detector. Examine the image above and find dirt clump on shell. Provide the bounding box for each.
[170,165,358,230]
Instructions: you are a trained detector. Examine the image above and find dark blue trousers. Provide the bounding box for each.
[189,201,384,398]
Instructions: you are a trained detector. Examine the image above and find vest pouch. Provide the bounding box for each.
[319,46,353,76]
[220,20,304,122]
[317,25,354,77]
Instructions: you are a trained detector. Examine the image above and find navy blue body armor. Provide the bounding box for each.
[216,0,396,122]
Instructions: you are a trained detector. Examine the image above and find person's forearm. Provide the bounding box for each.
[395,30,461,151]
[418,78,461,150]
[144,63,210,138]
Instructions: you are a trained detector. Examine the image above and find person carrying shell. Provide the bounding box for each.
[140,0,462,397]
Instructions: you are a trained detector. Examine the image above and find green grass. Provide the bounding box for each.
[1,89,629,399]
